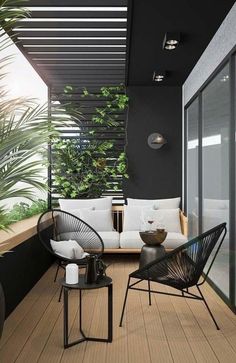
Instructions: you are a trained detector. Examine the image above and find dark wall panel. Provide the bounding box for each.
[124,86,182,199]
[0,234,53,317]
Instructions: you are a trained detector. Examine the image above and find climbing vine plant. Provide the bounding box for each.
[52,85,129,198]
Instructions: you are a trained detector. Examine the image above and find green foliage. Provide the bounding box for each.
[0,1,64,231]
[0,0,29,33]
[0,207,10,232]
[3,199,47,227]
[53,139,117,198]
[53,85,129,198]
[117,152,129,178]
[82,85,129,127]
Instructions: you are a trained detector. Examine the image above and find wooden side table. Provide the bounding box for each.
[61,275,113,349]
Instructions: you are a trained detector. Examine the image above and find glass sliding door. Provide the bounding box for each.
[186,98,199,238]
[202,63,230,297]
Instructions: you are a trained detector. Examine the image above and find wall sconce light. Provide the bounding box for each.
[163,32,180,50]
[153,70,166,82]
[148,133,167,149]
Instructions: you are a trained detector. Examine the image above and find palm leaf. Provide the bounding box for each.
[0,1,83,230]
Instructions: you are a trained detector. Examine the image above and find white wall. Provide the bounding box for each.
[183,2,236,105]
[182,2,236,206]
[1,32,48,210]
[1,33,47,102]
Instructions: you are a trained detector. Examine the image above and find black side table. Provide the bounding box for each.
[61,275,113,349]
[139,245,166,269]
[139,245,167,306]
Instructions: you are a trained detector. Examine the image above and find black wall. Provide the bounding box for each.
[123,86,182,200]
[0,234,53,317]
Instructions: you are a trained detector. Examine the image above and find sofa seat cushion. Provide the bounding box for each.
[119,231,187,249]
[98,231,120,249]
[59,231,119,249]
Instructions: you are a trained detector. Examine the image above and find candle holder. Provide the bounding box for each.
[65,264,79,285]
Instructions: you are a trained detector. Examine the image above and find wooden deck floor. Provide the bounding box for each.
[0,256,236,363]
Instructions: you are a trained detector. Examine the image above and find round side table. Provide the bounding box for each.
[139,244,166,269]
[61,275,113,348]
[139,245,167,306]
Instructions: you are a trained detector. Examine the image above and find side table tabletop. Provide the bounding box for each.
[61,275,113,349]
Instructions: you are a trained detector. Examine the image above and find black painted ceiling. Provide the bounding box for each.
[127,0,236,86]
[3,0,236,88]
[6,0,128,90]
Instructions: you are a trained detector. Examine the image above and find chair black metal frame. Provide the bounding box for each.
[37,209,104,301]
[119,223,227,330]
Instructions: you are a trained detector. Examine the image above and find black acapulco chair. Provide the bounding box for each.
[119,223,227,330]
[37,209,104,301]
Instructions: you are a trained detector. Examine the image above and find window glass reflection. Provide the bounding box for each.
[187,98,199,238]
[202,63,230,297]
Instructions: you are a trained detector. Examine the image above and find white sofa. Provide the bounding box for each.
[58,197,188,252]
[98,231,120,249]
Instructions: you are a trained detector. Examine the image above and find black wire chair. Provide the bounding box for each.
[37,209,104,301]
[119,223,227,330]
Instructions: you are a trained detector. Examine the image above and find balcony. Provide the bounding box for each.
[0,1,236,362]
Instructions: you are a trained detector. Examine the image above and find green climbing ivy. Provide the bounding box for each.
[52,85,129,198]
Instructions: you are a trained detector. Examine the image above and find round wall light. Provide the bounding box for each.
[148,133,167,149]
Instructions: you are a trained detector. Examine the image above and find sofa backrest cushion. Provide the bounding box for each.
[123,206,182,233]
[79,209,114,232]
[127,197,180,209]
[59,197,112,212]
[144,208,182,233]
[123,205,153,231]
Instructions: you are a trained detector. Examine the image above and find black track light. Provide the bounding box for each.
[153,70,166,82]
[163,32,180,50]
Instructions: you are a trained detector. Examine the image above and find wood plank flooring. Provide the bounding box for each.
[0,255,236,363]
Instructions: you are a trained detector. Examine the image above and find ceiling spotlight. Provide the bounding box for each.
[220,75,229,82]
[165,44,176,50]
[163,32,180,50]
[153,70,166,82]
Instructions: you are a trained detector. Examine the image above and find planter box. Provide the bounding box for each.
[0,215,53,317]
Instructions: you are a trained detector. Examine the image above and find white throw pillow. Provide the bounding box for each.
[79,209,114,232]
[127,197,180,209]
[59,197,112,212]
[123,205,154,231]
[50,239,87,259]
[141,209,181,233]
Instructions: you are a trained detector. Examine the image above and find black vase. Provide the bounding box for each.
[85,255,97,284]
[0,282,5,340]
